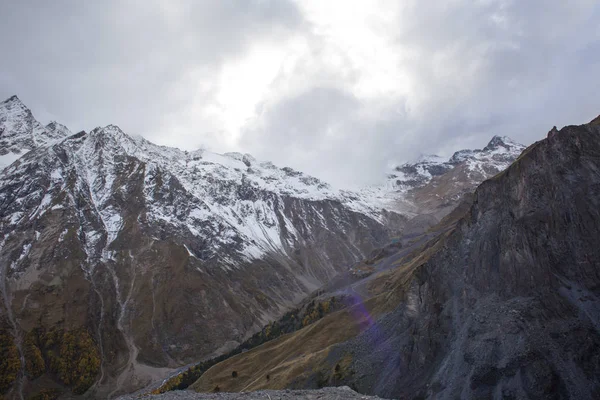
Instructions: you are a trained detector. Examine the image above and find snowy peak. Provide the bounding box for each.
[388,155,453,191]
[0,94,43,147]
[0,95,70,169]
[0,100,399,279]
[85,124,135,151]
[450,135,522,164]
[483,135,521,151]
[384,135,525,196]
[46,121,72,139]
[0,115,386,264]
[67,123,342,206]
[4,94,21,105]
[358,134,527,216]
[2,94,24,108]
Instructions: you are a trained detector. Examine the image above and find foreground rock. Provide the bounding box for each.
[120,386,385,400]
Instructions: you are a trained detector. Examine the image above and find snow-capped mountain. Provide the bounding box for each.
[0,95,525,398]
[364,135,526,218]
[0,95,71,169]
[1,123,394,266]
[388,135,525,192]
[388,154,454,191]
[0,96,404,398]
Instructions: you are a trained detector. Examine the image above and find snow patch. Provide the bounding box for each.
[58,229,69,243]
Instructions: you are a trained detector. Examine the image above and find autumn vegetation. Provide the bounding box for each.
[23,328,100,395]
[0,330,20,394]
[152,296,345,394]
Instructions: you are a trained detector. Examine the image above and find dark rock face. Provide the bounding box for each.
[335,122,600,399]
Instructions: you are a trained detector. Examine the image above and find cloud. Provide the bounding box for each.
[1,0,599,187]
[243,0,600,186]
[0,0,303,141]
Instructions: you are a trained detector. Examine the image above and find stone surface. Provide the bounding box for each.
[119,386,386,400]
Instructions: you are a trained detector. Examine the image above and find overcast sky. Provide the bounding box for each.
[1,1,599,187]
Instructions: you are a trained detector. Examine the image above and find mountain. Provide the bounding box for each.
[387,135,524,193]
[363,135,525,233]
[0,98,405,399]
[0,95,530,399]
[0,96,71,170]
[186,118,600,399]
[407,135,525,217]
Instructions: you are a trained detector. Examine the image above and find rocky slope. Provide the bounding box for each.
[188,118,600,399]
[0,96,405,399]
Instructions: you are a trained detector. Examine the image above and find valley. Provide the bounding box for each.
[2,94,598,399]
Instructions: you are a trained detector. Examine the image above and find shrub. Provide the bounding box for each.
[24,328,100,395]
[24,331,45,379]
[0,331,20,394]
[52,330,101,394]
[27,388,62,400]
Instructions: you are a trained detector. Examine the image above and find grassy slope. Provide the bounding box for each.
[190,209,465,393]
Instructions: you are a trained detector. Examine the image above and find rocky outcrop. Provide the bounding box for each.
[331,120,600,398]
[119,386,387,400]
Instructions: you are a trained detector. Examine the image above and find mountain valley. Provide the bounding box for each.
[2,95,597,400]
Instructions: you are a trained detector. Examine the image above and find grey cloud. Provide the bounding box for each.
[241,87,365,185]
[0,0,303,135]
[394,0,600,143]
[241,87,416,187]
